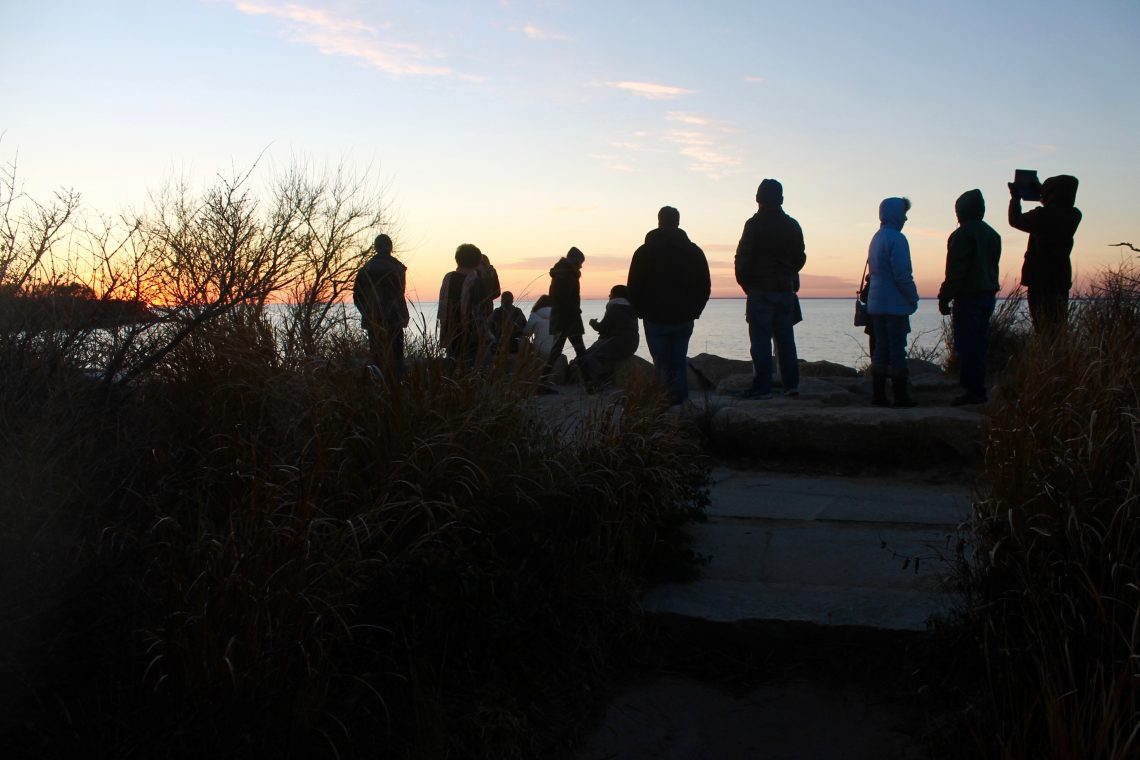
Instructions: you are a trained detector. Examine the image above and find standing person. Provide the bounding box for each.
[489,290,527,354]
[938,189,1002,405]
[540,247,589,381]
[438,243,487,367]
[628,206,711,405]
[353,233,409,375]
[867,197,920,408]
[581,284,640,387]
[734,179,806,399]
[1008,174,1082,332]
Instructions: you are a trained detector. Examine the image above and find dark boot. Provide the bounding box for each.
[891,371,917,408]
[871,367,890,407]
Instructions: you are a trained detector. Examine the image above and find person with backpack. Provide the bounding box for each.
[353,233,409,375]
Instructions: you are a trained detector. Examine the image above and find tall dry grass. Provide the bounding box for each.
[0,303,708,758]
[955,264,1140,759]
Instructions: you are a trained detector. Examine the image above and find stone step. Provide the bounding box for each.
[643,578,950,631]
[642,469,973,632]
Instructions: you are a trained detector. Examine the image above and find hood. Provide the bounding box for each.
[1041,175,1079,207]
[954,189,985,223]
[549,258,580,278]
[607,297,632,308]
[878,197,908,230]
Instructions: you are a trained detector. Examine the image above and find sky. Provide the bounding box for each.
[3,0,1139,301]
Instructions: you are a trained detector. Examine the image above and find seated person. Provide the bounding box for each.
[580,284,639,385]
[489,291,527,354]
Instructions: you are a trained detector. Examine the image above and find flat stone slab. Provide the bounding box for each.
[708,469,972,525]
[643,469,972,631]
[644,580,949,631]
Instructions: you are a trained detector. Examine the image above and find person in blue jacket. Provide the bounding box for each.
[867,197,920,407]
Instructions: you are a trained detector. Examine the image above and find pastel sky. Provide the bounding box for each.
[3,0,1138,301]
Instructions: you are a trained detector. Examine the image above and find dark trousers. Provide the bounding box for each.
[746,292,799,394]
[870,314,910,373]
[366,322,405,377]
[542,333,586,378]
[644,320,694,404]
[951,293,996,399]
[1027,286,1068,333]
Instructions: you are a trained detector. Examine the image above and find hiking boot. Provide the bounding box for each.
[891,372,917,408]
[871,369,890,407]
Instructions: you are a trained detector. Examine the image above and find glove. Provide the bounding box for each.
[588,318,600,331]
[1008,182,1019,199]
[938,299,952,316]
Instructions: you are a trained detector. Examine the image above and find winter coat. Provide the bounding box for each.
[547,258,584,337]
[489,304,527,351]
[627,227,711,323]
[867,198,920,316]
[524,306,554,356]
[353,253,409,329]
[1009,175,1081,291]
[734,207,806,294]
[438,266,486,344]
[937,189,1002,307]
[583,298,640,380]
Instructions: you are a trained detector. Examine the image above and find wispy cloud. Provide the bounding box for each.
[225,1,473,79]
[520,22,568,41]
[744,75,767,84]
[1031,143,1058,155]
[663,115,744,180]
[602,80,696,100]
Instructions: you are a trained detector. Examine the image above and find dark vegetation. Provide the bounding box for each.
[0,160,709,758]
[944,263,1140,759]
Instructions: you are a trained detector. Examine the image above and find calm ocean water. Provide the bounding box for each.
[405,298,951,370]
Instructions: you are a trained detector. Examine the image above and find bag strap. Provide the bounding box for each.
[856,257,869,299]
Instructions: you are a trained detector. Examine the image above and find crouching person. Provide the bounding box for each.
[580,285,640,388]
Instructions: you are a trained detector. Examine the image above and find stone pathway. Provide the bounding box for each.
[644,468,971,631]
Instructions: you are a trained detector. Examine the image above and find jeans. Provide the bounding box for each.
[746,292,799,394]
[643,320,694,404]
[541,333,586,378]
[870,314,910,373]
[365,321,406,378]
[952,293,995,399]
[1027,286,1068,333]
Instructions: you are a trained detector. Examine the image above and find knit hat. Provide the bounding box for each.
[566,246,585,265]
[757,178,783,206]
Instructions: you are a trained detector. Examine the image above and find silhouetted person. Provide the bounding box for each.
[581,284,640,388]
[489,290,527,354]
[867,197,919,408]
[734,180,805,399]
[1008,174,1081,331]
[938,189,1001,405]
[438,243,487,366]
[627,206,711,405]
[541,247,588,381]
[353,233,409,375]
[474,253,501,323]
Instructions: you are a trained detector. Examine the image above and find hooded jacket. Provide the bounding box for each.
[937,189,1002,306]
[353,252,409,329]
[734,206,806,294]
[867,198,920,316]
[548,258,585,336]
[627,227,711,323]
[1009,174,1081,291]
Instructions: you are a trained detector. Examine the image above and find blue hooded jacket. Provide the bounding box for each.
[867,197,920,316]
